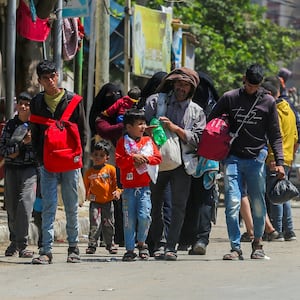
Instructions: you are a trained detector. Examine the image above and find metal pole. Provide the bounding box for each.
[53,0,63,85]
[124,0,131,93]
[5,0,16,120]
[84,0,97,171]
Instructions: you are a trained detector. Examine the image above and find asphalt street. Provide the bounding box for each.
[0,202,299,300]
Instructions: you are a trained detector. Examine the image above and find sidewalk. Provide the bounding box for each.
[0,198,90,246]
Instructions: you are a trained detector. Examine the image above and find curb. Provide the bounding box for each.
[0,217,90,246]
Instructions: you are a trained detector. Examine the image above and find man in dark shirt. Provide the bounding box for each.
[208,63,285,260]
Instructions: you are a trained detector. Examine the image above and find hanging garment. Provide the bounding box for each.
[16,0,51,42]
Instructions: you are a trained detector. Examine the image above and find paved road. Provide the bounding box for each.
[0,203,300,300]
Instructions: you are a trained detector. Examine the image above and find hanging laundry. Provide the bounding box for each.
[17,0,51,42]
[62,18,80,61]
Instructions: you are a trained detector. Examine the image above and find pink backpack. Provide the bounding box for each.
[197,93,263,161]
[197,115,232,161]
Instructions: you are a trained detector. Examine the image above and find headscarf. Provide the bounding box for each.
[137,71,167,109]
[89,83,123,134]
[156,67,200,98]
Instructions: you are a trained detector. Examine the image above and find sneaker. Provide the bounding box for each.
[251,241,270,260]
[223,249,244,261]
[67,246,81,263]
[284,231,297,241]
[273,232,284,242]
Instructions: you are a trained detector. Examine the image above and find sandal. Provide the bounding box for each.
[137,244,149,260]
[251,241,269,260]
[106,245,118,255]
[19,249,34,258]
[67,246,81,263]
[122,251,137,262]
[153,246,165,260]
[223,249,244,261]
[241,232,253,242]
[164,249,177,261]
[85,246,96,254]
[32,253,53,265]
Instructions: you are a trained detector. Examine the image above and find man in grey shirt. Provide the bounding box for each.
[145,67,206,261]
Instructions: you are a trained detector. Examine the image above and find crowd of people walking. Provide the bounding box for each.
[0,60,298,264]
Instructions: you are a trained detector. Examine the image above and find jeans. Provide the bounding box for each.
[40,166,79,254]
[223,153,267,250]
[270,165,294,233]
[122,187,152,251]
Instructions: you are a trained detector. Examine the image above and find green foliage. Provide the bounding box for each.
[115,0,300,94]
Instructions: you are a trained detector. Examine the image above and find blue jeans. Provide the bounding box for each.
[40,166,80,254]
[270,165,294,233]
[122,187,152,251]
[223,153,267,250]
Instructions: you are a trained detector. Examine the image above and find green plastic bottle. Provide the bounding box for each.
[150,118,167,146]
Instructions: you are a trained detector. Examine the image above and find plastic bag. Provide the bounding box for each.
[267,173,299,204]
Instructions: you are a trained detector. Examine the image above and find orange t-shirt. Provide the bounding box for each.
[83,163,118,204]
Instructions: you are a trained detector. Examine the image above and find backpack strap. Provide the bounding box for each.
[29,114,55,126]
[29,94,82,125]
[61,94,82,121]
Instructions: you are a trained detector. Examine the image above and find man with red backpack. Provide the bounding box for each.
[208,63,285,260]
[30,60,87,264]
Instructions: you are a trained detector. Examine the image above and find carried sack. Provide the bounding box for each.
[30,95,83,172]
[158,128,182,172]
[266,173,299,204]
[197,93,262,161]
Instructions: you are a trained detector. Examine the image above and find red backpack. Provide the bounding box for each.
[197,115,232,161]
[30,95,83,172]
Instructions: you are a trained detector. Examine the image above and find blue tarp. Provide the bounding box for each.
[84,0,124,37]
[84,0,125,68]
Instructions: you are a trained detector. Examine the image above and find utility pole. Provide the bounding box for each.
[5,0,16,120]
[124,0,131,93]
[53,0,63,85]
[95,0,110,93]
[84,0,97,172]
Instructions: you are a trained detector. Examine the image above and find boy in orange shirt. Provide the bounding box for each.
[83,140,122,254]
[115,108,161,261]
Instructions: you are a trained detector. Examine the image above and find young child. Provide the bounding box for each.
[0,92,37,258]
[115,108,161,261]
[83,140,122,255]
[102,86,141,123]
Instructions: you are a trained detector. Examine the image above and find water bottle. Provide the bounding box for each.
[150,118,167,146]
[9,123,29,145]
